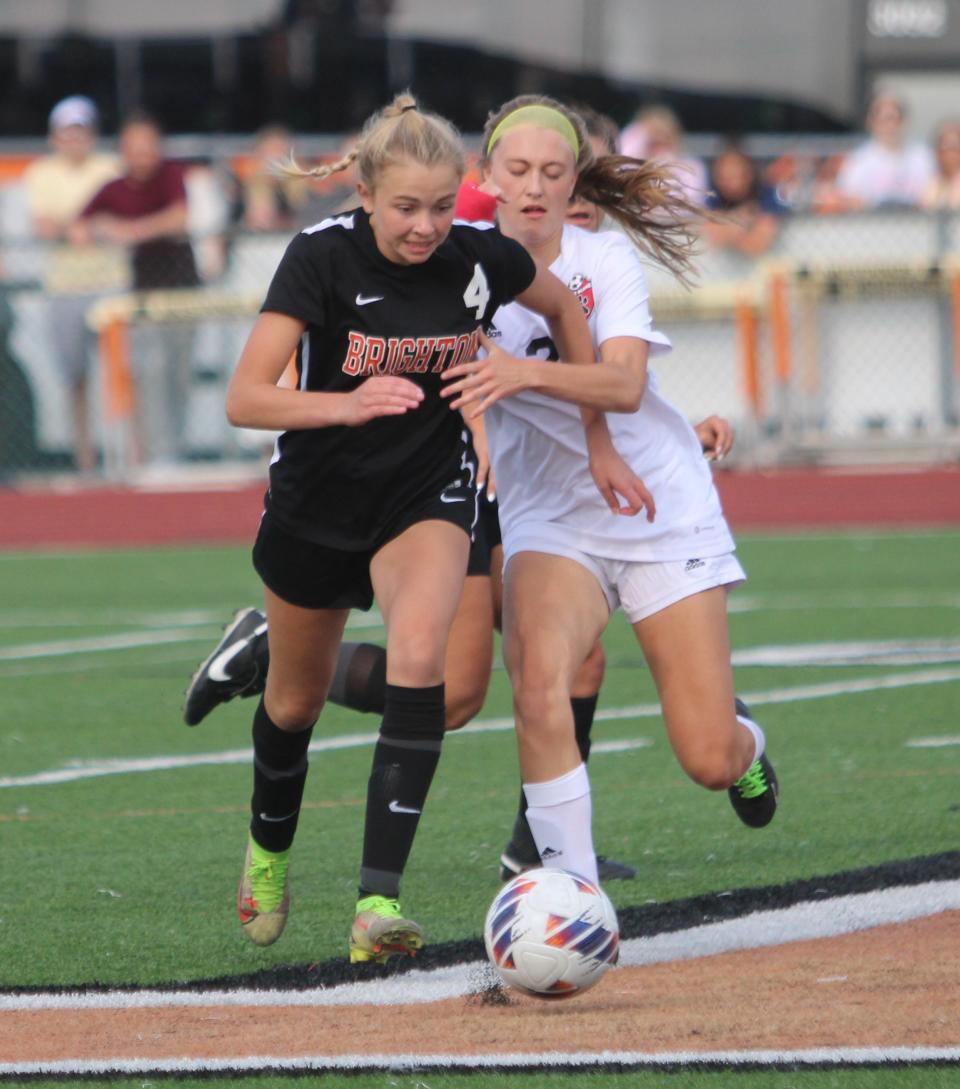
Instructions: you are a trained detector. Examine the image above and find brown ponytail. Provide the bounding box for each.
[575,154,702,283]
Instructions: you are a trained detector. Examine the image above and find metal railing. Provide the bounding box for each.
[2,210,959,482]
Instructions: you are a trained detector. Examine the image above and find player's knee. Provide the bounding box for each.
[512,675,570,740]
[388,631,446,688]
[678,739,742,791]
[265,691,323,730]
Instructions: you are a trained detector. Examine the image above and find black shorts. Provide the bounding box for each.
[467,491,502,577]
[254,469,478,610]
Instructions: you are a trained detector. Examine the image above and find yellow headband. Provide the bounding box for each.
[486,105,580,158]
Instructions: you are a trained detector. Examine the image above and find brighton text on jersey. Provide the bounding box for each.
[341,327,482,377]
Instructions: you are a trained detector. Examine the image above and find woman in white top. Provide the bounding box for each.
[443,95,778,886]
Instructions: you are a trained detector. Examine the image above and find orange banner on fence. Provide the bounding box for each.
[99,318,136,421]
[769,272,792,384]
[736,299,761,416]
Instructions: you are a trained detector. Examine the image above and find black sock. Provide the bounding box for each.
[328,642,387,715]
[359,683,444,898]
[505,693,600,863]
[250,629,270,695]
[249,697,314,853]
[572,693,599,763]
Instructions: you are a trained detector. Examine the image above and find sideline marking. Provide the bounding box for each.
[2,1046,958,1078]
[907,736,960,748]
[3,1045,953,1080]
[2,667,959,789]
[4,880,957,1012]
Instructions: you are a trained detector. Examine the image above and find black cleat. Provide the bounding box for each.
[729,698,779,828]
[596,855,637,882]
[499,847,635,883]
[183,607,268,726]
[728,752,779,828]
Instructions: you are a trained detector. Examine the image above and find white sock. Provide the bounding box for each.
[523,763,598,885]
[737,711,766,765]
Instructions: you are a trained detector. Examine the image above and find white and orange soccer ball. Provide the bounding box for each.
[483,867,620,998]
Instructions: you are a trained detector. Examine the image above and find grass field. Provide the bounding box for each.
[1,528,958,1087]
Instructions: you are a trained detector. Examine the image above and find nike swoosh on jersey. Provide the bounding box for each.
[440,493,467,503]
[207,642,248,683]
[355,293,384,306]
[388,800,421,815]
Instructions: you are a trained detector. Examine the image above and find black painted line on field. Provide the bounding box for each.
[1,850,956,997]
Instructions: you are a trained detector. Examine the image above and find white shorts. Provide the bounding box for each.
[505,531,746,623]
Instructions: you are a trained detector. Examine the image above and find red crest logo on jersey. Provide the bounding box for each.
[567,273,595,318]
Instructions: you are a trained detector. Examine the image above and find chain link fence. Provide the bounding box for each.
[2,205,959,482]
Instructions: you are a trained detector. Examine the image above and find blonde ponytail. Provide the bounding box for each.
[278,92,464,189]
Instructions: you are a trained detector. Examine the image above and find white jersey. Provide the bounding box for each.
[485,225,735,562]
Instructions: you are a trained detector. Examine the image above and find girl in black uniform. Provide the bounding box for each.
[226,92,611,964]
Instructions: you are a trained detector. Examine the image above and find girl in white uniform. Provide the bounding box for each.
[443,96,778,886]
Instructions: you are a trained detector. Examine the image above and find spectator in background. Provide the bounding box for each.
[71,112,200,468]
[835,93,935,210]
[920,120,960,211]
[620,105,708,206]
[702,140,785,258]
[232,125,310,232]
[23,96,120,473]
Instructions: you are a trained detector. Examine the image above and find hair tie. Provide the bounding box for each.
[400,104,417,113]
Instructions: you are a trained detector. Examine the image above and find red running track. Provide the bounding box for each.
[0,468,958,551]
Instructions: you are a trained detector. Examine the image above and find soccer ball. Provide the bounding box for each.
[483,867,619,998]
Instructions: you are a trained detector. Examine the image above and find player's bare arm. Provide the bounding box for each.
[442,269,642,414]
[226,311,424,431]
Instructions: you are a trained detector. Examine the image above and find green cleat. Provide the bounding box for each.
[237,837,291,947]
[349,894,424,964]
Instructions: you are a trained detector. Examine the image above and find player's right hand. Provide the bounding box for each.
[342,376,424,426]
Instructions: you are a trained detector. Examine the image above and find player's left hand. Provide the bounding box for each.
[694,414,734,460]
[441,331,530,416]
[588,439,655,520]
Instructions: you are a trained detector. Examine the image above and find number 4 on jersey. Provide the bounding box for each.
[463,263,491,320]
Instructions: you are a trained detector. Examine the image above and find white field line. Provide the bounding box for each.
[3,880,957,1014]
[730,638,960,667]
[727,590,960,613]
[0,608,384,630]
[906,736,960,748]
[1,631,957,674]
[0,595,956,663]
[0,646,224,680]
[0,611,383,662]
[590,739,652,754]
[0,609,225,629]
[3,1046,959,1077]
[2,666,959,789]
[0,627,221,661]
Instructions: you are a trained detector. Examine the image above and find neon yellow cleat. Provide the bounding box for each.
[349,894,424,964]
[237,837,291,947]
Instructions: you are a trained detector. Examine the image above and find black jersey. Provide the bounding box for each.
[260,208,536,549]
